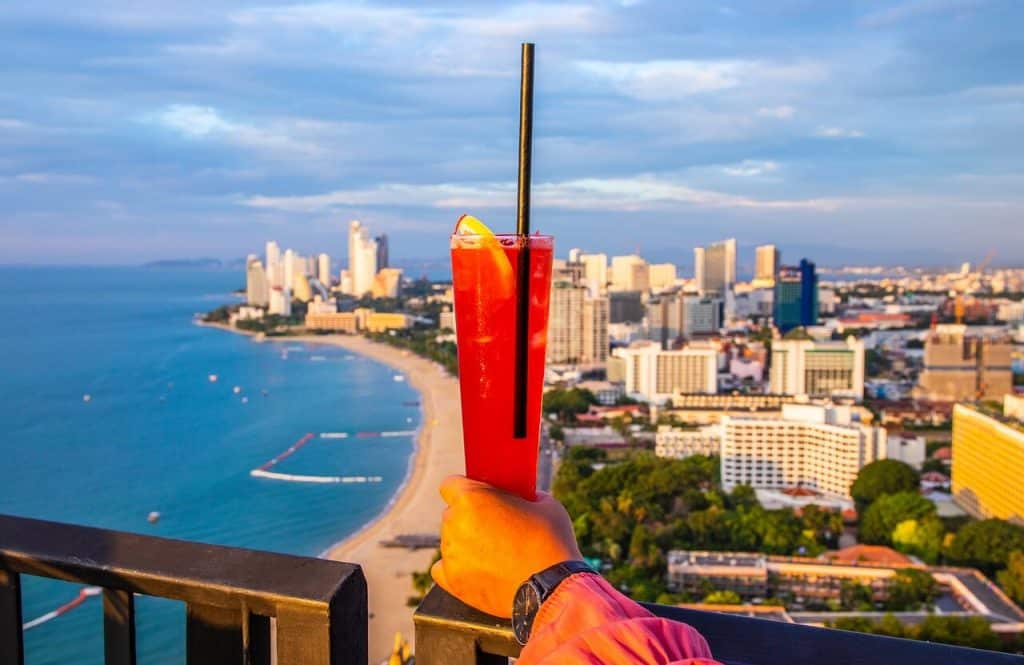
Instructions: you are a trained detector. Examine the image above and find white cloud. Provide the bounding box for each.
[153,104,325,157]
[816,126,865,138]
[242,174,839,214]
[0,118,31,130]
[757,105,796,119]
[577,59,826,100]
[860,0,985,28]
[721,160,779,177]
[0,172,96,185]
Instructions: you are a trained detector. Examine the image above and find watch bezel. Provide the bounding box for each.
[512,579,542,645]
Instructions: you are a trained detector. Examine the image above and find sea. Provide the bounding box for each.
[0,266,421,664]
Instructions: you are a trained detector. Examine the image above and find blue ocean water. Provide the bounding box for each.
[0,266,420,664]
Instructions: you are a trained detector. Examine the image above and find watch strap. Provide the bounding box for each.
[530,560,594,605]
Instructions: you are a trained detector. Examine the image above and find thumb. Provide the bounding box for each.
[430,559,453,594]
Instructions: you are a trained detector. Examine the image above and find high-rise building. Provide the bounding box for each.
[774,259,818,332]
[375,233,389,269]
[610,291,645,324]
[695,239,736,296]
[613,341,717,402]
[683,295,724,337]
[580,253,608,296]
[372,268,403,299]
[292,274,312,303]
[720,404,887,499]
[265,241,282,288]
[348,220,378,296]
[610,255,649,292]
[649,263,678,291]
[548,280,587,364]
[317,253,332,286]
[646,292,684,349]
[283,249,297,291]
[754,245,778,286]
[915,325,1014,401]
[770,338,865,400]
[245,255,269,307]
[952,403,1024,526]
[582,296,610,365]
[268,286,292,317]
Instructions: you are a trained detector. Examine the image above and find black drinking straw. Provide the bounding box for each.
[513,42,534,439]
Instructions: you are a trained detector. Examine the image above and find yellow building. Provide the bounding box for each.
[372,268,404,298]
[305,311,358,333]
[355,308,411,333]
[952,403,1024,525]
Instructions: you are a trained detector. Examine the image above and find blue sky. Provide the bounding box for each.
[2,0,1023,268]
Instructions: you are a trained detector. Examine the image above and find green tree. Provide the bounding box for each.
[891,516,945,563]
[850,460,920,514]
[885,569,937,611]
[996,550,1024,605]
[542,388,598,421]
[945,519,1024,576]
[859,491,935,545]
[839,580,874,611]
[703,590,742,605]
[913,615,1002,651]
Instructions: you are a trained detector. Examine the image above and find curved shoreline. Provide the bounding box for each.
[198,322,463,662]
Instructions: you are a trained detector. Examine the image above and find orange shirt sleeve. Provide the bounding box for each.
[516,573,721,665]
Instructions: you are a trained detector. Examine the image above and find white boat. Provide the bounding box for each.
[82,394,92,403]
[241,396,249,404]
[233,386,242,394]
[208,374,218,383]
[147,511,160,524]
[393,375,405,382]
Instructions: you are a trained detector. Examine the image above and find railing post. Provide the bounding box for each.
[0,568,24,665]
[414,587,517,665]
[186,602,243,665]
[103,588,136,665]
[415,621,508,665]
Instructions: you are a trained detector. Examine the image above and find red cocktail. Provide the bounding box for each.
[451,220,553,500]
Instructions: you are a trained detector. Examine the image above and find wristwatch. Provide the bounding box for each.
[512,560,594,645]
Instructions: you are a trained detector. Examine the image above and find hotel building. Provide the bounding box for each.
[952,403,1024,526]
[770,338,865,400]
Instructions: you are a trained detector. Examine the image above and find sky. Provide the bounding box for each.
[2,0,1023,269]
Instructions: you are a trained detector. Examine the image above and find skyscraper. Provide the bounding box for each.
[773,259,818,332]
[754,245,778,286]
[265,241,282,288]
[610,255,649,292]
[580,253,608,296]
[547,280,587,364]
[582,296,610,365]
[695,239,736,296]
[915,325,1014,400]
[375,233,389,269]
[245,255,269,307]
[348,221,378,296]
[283,249,297,291]
[317,253,332,286]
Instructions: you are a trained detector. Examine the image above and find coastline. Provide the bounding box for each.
[199,321,463,662]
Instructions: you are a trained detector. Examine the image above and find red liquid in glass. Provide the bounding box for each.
[450,234,553,500]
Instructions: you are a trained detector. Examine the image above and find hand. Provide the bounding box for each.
[431,475,583,618]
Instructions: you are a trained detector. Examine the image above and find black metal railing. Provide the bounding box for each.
[413,586,1023,665]
[0,514,366,665]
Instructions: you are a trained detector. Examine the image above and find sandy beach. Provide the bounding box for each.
[201,323,463,662]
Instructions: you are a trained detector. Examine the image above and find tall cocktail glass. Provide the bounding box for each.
[450,232,553,500]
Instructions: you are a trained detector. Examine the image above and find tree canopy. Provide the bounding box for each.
[945,519,1024,576]
[850,460,920,513]
[996,551,1024,606]
[859,491,936,546]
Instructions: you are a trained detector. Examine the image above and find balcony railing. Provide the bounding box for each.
[0,514,366,665]
[413,586,1023,665]
[4,512,1021,665]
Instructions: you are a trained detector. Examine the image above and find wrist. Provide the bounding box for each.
[512,560,593,645]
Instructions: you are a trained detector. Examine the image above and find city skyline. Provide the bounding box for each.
[2,1,1024,265]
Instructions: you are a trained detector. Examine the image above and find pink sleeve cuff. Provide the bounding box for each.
[517,573,719,665]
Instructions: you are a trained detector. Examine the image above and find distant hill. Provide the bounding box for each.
[142,258,225,269]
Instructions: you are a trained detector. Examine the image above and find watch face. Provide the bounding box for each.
[513,582,541,645]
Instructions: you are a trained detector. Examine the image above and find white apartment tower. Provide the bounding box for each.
[720,404,887,499]
[580,253,608,296]
[317,253,332,286]
[265,241,282,288]
[348,220,378,296]
[613,341,717,402]
[582,296,610,365]
[245,255,269,307]
[770,338,866,400]
[548,281,587,364]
